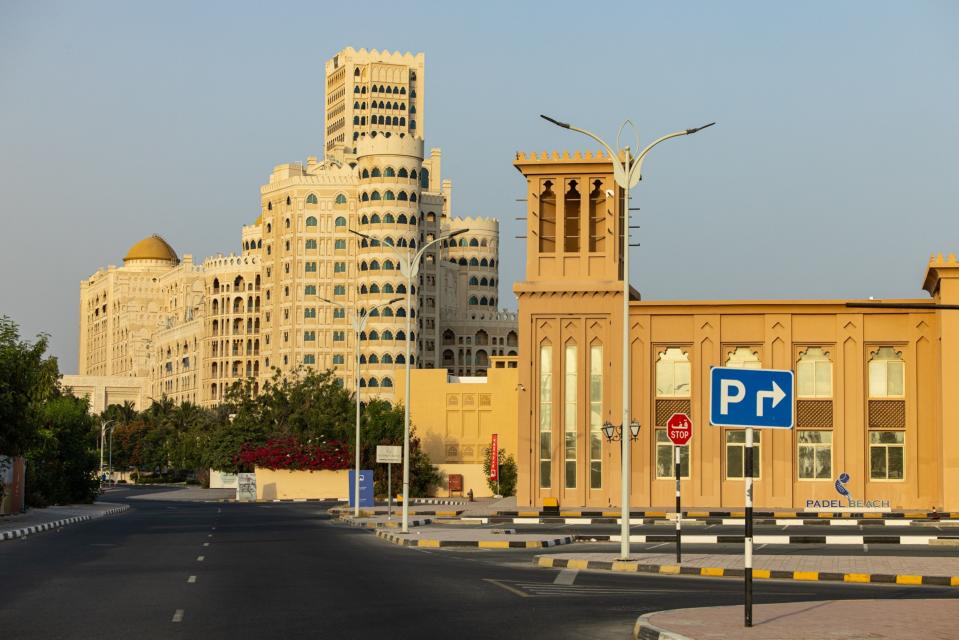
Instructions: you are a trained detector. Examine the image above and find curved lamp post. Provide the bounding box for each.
[541,115,714,560]
[99,420,115,482]
[316,295,402,517]
[351,227,469,533]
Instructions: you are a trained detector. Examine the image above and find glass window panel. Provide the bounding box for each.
[887,361,904,396]
[868,361,885,397]
[870,446,886,479]
[590,462,602,489]
[589,344,603,489]
[815,361,832,396]
[815,446,832,478]
[656,444,672,478]
[797,362,815,397]
[798,445,814,479]
[888,446,904,479]
[727,446,743,478]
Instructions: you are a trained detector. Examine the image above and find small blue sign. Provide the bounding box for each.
[709,367,794,429]
[349,469,374,507]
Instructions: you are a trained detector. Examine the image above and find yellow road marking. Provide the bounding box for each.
[844,573,871,583]
[700,567,725,577]
[895,575,922,585]
[793,571,819,581]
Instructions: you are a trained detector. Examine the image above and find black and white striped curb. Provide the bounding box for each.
[208,498,340,503]
[339,516,433,529]
[579,533,959,545]
[1,504,130,541]
[409,498,467,506]
[376,531,576,548]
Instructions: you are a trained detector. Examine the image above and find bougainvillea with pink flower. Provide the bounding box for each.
[235,436,351,471]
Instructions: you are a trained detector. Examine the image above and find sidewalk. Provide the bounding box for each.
[1,502,129,541]
[537,552,959,587]
[634,598,959,640]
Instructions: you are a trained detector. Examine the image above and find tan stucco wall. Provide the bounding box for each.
[254,468,349,500]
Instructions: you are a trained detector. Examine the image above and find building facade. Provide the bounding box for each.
[68,47,516,408]
[512,150,959,511]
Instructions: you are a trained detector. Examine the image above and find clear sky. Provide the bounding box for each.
[1,1,957,373]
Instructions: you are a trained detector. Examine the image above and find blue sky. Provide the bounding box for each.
[1,1,957,372]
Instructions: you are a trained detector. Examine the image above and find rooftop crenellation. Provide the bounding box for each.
[929,252,958,266]
[514,149,629,163]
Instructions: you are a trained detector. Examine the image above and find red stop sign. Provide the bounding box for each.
[666,413,692,445]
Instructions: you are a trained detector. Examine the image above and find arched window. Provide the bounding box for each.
[469,276,478,285]
[361,86,367,94]
[410,169,417,180]
[384,85,391,94]
[360,284,368,294]
[368,377,379,388]
[354,101,360,109]
[371,167,381,178]
[410,193,417,202]
[384,213,395,223]
[656,348,691,397]
[382,307,393,317]
[480,297,488,305]
[361,215,369,224]
[480,277,488,286]
[539,180,556,252]
[398,168,408,178]
[335,193,348,204]
[409,215,416,224]
[267,201,272,211]
[797,347,833,398]
[382,330,393,340]
[369,260,380,270]
[361,192,370,201]
[383,259,394,270]
[354,68,360,77]
[369,283,380,293]
[368,330,379,340]
[381,355,394,365]
[359,377,366,387]
[378,115,385,124]
[369,354,379,364]
[359,331,367,341]
[396,284,407,294]
[397,191,408,201]
[869,347,905,398]
[285,217,290,228]
[383,283,394,293]
[397,213,408,224]
[400,87,407,95]
[362,168,370,178]
[469,238,479,247]
[306,193,318,204]
[727,347,762,369]
[335,216,346,227]
[306,216,317,227]
[354,86,360,94]
[371,213,381,224]
[396,331,406,341]
[480,258,489,267]
[490,259,495,267]
[360,261,368,271]
[459,238,467,247]
[470,257,480,267]
[469,296,478,305]
[458,258,468,266]
[384,167,395,177]
[399,117,406,126]
[396,307,406,317]
[381,377,393,388]
[371,191,381,201]
[410,119,417,130]
[480,238,488,246]
[353,116,360,125]
[384,190,395,201]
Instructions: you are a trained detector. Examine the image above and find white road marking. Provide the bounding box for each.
[647,542,668,550]
[208,534,213,537]
[757,544,767,550]
[203,542,210,547]
[187,575,197,583]
[172,609,184,622]
[554,569,578,585]
[197,555,205,562]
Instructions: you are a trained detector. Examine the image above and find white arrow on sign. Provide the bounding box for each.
[755,381,786,417]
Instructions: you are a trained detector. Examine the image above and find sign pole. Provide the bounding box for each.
[744,426,754,628]
[388,463,393,520]
[675,444,682,563]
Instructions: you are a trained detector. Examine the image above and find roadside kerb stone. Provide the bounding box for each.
[1,503,130,541]
[375,527,575,549]
[633,599,959,640]
[338,514,432,529]
[536,551,959,587]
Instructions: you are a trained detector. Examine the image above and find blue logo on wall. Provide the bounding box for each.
[805,471,890,511]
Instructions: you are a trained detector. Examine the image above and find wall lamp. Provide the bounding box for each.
[602,421,641,442]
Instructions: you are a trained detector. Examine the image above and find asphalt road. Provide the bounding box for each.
[2,488,956,640]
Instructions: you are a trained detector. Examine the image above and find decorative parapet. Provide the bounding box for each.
[355,135,424,159]
[923,252,959,299]
[513,149,628,163]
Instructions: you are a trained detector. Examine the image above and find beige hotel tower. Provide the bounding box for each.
[67,48,517,412]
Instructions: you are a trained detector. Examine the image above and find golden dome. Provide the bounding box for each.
[123,234,178,264]
[255,213,263,225]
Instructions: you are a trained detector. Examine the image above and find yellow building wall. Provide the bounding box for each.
[397,356,519,497]
[254,468,349,500]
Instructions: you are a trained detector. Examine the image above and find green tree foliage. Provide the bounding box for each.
[482,444,518,497]
[26,395,99,506]
[0,316,59,457]
[360,399,439,497]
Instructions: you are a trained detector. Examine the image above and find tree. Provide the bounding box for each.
[0,317,59,458]
[483,443,517,497]
[26,395,99,506]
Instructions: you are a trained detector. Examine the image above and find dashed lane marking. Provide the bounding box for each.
[554,569,578,585]
[197,556,205,562]
[203,542,210,547]
[172,609,184,623]
[187,576,197,583]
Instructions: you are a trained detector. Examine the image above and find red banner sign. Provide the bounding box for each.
[490,433,499,481]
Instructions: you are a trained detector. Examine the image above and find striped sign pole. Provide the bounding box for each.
[675,445,682,563]
[745,426,754,628]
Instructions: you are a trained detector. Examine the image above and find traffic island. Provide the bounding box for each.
[376,527,575,549]
[632,598,959,640]
[337,514,432,529]
[535,552,959,587]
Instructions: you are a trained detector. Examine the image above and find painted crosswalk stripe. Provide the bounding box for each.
[172,609,184,622]
[554,569,578,585]
[197,555,205,562]
[187,575,197,583]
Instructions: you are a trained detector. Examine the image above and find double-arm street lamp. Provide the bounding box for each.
[351,227,469,533]
[541,114,714,560]
[316,295,402,518]
[99,420,115,483]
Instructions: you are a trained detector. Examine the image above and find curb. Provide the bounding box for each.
[496,509,959,520]
[1,504,130,542]
[377,530,575,549]
[488,516,931,527]
[410,498,467,506]
[582,534,959,545]
[340,517,432,529]
[209,498,340,503]
[535,556,959,587]
[633,613,693,640]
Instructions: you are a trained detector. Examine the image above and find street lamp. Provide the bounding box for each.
[99,420,115,482]
[316,295,402,518]
[601,421,641,442]
[541,114,714,560]
[351,227,469,533]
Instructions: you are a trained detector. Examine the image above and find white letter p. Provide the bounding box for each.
[720,379,746,415]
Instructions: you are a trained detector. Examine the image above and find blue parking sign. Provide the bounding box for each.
[709,367,794,429]
[349,469,374,507]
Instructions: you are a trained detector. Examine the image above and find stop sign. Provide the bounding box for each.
[666,413,692,445]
